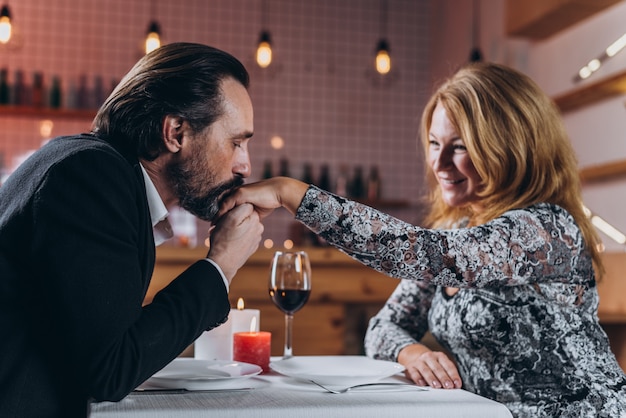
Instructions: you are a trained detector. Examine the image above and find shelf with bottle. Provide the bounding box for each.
[0,104,96,120]
[0,68,111,121]
[261,159,410,209]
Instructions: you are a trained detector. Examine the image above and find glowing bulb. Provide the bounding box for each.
[606,33,626,57]
[145,32,160,54]
[256,31,272,68]
[375,40,391,75]
[587,59,601,72]
[39,120,54,138]
[270,135,284,150]
[144,21,161,55]
[257,42,272,67]
[578,67,592,80]
[263,239,274,249]
[0,6,11,44]
[283,239,294,249]
[591,215,626,244]
[376,50,391,74]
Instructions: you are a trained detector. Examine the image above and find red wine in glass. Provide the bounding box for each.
[269,289,311,315]
[268,251,312,358]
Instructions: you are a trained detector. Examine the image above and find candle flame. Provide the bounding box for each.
[249,316,257,333]
[237,298,245,310]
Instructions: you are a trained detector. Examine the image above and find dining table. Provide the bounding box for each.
[90,356,513,418]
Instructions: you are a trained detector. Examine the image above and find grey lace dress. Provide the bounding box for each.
[295,186,626,418]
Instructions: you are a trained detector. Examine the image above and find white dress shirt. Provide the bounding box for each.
[139,164,229,291]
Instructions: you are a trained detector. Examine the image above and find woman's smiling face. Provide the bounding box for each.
[428,102,482,210]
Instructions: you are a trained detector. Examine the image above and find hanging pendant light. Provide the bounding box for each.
[375,39,391,75]
[256,30,272,68]
[469,0,483,62]
[144,0,162,55]
[375,0,391,75]
[0,4,13,44]
[256,0,273,68]
[145,21,161,54]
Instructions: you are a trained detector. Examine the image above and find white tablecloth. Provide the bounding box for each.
[91,373,513,418]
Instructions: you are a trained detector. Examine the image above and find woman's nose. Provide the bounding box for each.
[431,150,451,171]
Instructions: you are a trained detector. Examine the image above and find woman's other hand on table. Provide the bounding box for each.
[398,344,462,389]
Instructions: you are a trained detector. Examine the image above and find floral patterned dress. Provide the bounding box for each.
[295,186,626,418]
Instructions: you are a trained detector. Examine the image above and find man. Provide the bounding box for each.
[0,43,263,417]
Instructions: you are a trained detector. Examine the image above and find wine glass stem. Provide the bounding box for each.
[284,313,294,359]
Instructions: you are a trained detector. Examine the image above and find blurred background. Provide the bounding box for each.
[1,0,626,252]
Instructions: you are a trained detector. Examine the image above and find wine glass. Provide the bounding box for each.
[268,251,312,359]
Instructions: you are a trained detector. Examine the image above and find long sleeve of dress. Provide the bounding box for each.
[295,186,591,289]
[364,279,436,361]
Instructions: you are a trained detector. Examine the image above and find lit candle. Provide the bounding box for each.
[233,317,272,372]
[195,298,260,360]
[230,298,260,334]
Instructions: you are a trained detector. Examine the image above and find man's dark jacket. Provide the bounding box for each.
[0,134,229,417]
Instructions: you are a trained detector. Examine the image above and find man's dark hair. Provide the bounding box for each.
[92,42,250,160]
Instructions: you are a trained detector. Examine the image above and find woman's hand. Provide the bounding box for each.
[398,343,462,389]
[219,177,309,220]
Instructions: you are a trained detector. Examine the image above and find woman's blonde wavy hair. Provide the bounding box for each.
[420,62,603,273]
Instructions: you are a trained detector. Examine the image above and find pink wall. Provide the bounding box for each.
[0,0,432,246]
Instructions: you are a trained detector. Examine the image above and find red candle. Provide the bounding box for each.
[233,331,272,372]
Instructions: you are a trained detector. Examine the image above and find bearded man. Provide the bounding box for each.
[0,43,263,417]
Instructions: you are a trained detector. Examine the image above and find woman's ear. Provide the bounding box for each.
[162,115,185,153]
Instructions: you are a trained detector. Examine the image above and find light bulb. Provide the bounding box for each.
[256,31,272,68]
[0,5,12,44]
[145,32,160,54]
[375,39,391,75]
[144,21,161,55]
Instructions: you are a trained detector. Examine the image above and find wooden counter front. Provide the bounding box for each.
[148,246,400,356]
[149,247,626,367]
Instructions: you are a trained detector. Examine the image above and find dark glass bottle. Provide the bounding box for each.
[349,166,365,199]
[262,160,273,179]
[32,72,44,107]
[367,166,381,201]
[0,68,9,104]
[13,70,28,105]
[77,74,89,109]
[49,76,62,109]
[301,163,314,184]
[278,158,290,177]
[318,164,331,191]
[335,164,349,196]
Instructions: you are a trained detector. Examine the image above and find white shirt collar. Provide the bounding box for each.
[140,164,173,246]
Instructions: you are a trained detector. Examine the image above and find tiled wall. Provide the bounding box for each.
[0,0,432,246]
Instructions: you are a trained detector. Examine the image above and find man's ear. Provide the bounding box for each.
[162,115,185,153]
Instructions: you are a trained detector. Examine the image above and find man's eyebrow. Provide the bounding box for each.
[237,130,254,139]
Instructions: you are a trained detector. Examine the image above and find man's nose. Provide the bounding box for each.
[234,157,251,178]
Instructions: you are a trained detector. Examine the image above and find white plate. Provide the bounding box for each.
[270,356,404,386]
[144,358,262,390]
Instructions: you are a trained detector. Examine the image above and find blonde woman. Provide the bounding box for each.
[220,62,625,417]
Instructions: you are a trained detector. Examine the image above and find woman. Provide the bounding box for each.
[220,62,625,417]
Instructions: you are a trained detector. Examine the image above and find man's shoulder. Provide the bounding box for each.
[45,133,124,158]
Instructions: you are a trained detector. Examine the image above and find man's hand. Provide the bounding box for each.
[207,203,263,283]
[398,343,462,389]
[218,177,309,220]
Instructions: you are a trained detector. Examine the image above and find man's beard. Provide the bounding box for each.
[166,154,244,222]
